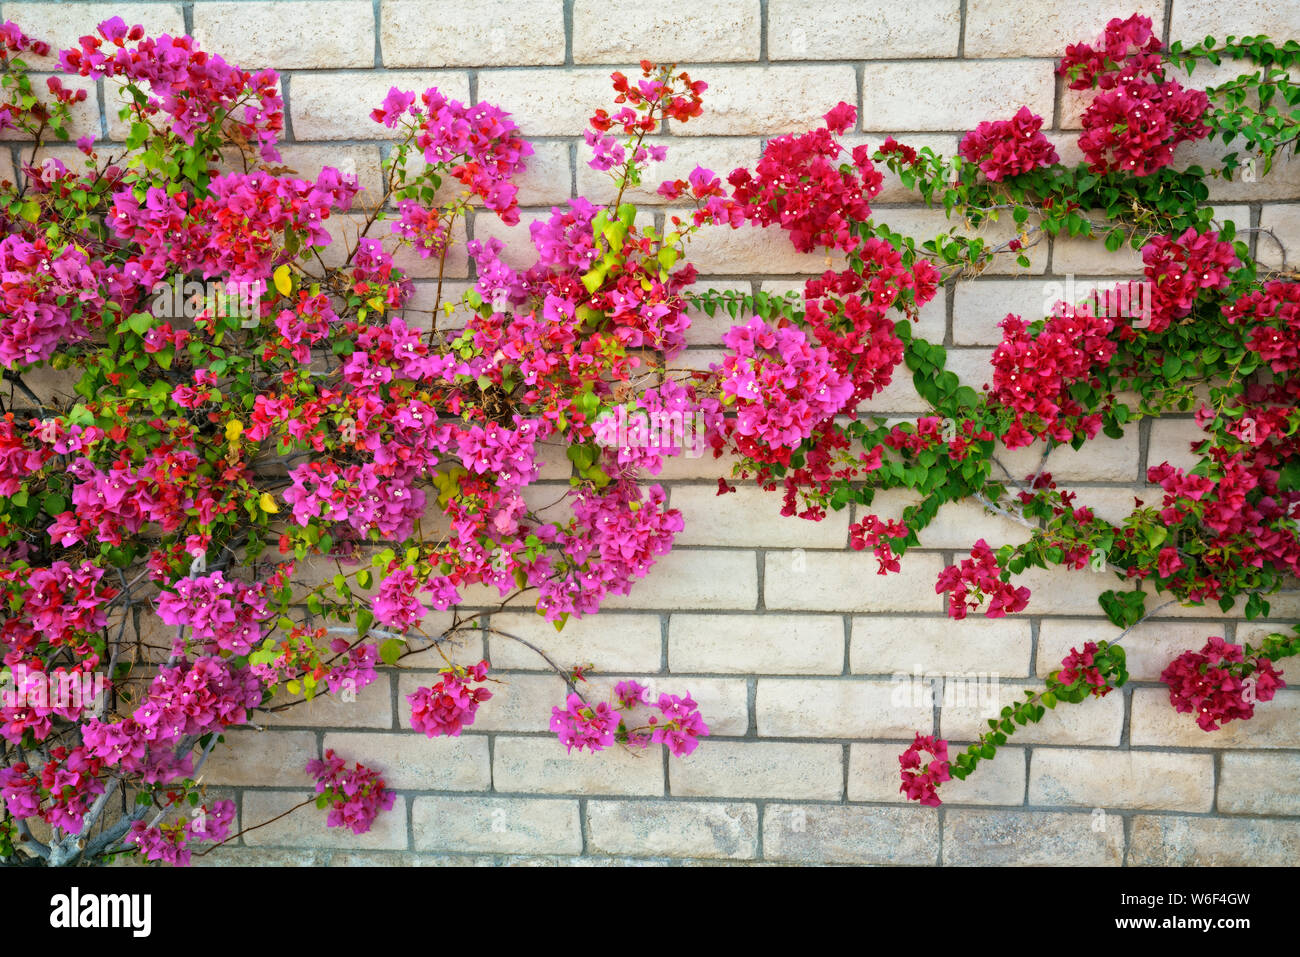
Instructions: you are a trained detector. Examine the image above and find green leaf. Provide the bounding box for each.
[357,608,375,638]
[379,638,403,666]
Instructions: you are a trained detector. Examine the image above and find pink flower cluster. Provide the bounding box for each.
[127,799,234,866]
[0,413,52,495]
[305,749,396,835]
[1058,642,1113,696]
[0,560,116,663]
[407,660,493,737]
[155,571,269,656]
[958,106,1059,181]
[372,86,532,225]
[60,17,283,160]
[109,168,357,287]
[936,539,1031,619]
[0,235,108,368]
[550,693,622,753]
[549,681,709,757]
[899,733,950,807]
[1160,637,1285,731]
[717,317,854,450]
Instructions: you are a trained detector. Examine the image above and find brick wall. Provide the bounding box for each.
[17,0,1300,865]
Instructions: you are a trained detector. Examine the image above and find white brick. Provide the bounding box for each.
[670,66,859,137]
[1256,204,1300,269]
[1,73,98,142]
[1130,687,1300,748]
[763,804,938,863]
[573,0,759,63]
[1171,0,1300,41]
[860,61,1056,132]
[291,71,470,140]
[322,731,491,789]
[382,0,564,67]
[1130,815,1300,866]
[1029,749,1215,811]
[492,735,665,795]
[997,430,1140,482]
[757,678,933,738]
[262,675,394,729]
[412,796,581,854]
[685,215,845,274]
[202,730,317,787]
[764,550,945,613]
[940,680,1124,746]
[944,809,1124,864]
[769,0,961,58]
[6,3,184,69]
[243,790,408,849]
[669,741,842,798]
[399,671,562,732]
[193,2,374,69]
[269,143,385,197]
[851,615,1032,677]
[670,613,844,674]
[585,799,758,859]
[965,0,1165,57]
[1218,753,1300,815]
[487,611,662,672]
[671,484,849,548]
[599,548,758,610]
[1037,618,1213,682]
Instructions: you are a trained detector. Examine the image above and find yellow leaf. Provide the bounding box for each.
[225,420,244,443]
[273,264,292,297]
[259,492,280,514]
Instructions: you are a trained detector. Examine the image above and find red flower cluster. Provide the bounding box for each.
[726,102,881,253]
[1142,228,1240,333]
[1058,14,1164,91]
[1059,15,1208,176]
[1225,280,1300,373]
[899,733,951,807]
[958,106,1058,182]
[936,539,1031,619]
[989,303,1115,446]
[849,512,909,575]
[1058,642,1113,696]
[1160,637,1285,731]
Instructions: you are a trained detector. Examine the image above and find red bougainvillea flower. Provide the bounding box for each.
[1160,637,1285,731]
[899,733,951,806]
[958,106,1058,181]
[1058,642,1113,696]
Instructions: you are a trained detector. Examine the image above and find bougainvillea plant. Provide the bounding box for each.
[688,14,1300,802]
[2,9,1298,864]
[0,20,716,865]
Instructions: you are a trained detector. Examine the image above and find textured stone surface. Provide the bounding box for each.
[573,0,759,63]
[944,809,1125,865]
[585,800,759,859]
[763,804,939,864]
[382,0,564,67]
